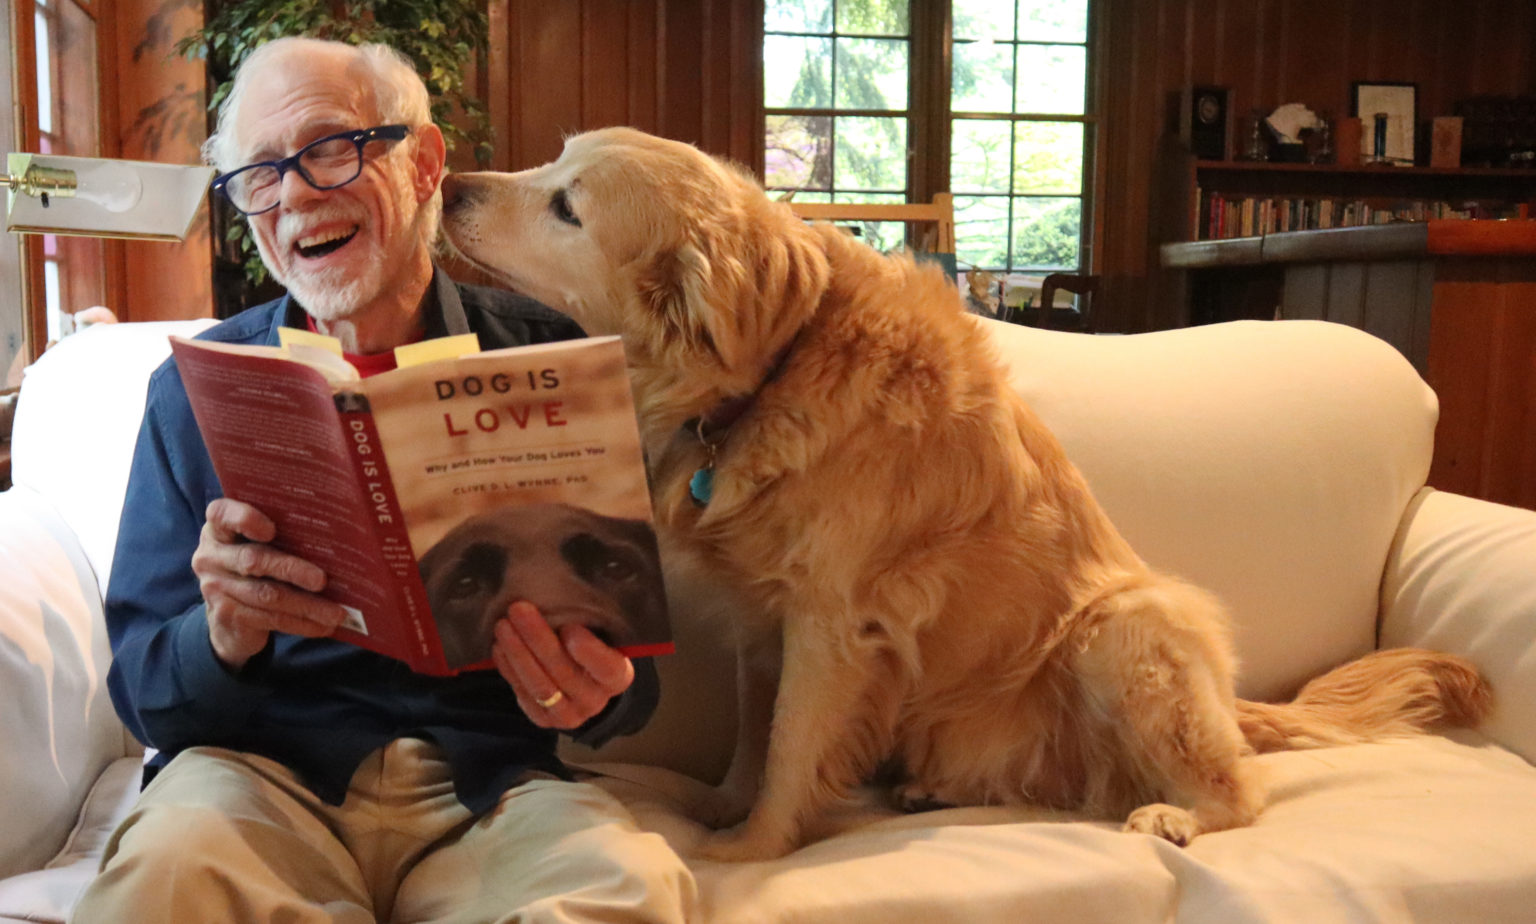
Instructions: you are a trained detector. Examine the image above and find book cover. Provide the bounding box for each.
[170,333,672,676]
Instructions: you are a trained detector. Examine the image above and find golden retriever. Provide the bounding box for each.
[438,127,1490,861]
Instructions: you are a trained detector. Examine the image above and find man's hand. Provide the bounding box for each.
[193,498,350,671]
[493,601,636,729]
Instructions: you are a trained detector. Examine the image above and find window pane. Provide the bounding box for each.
[951,40,1013,113]
[765,35,833,108]
[1015,44,1085,114]
[953,0,1014,41]
[1013,196,1081,270]
[1017,0,1088,42]
[766,114,833,190]
[835,37,908,110]
[1013,121,1082,194]
[955,195,1010,270]
[833,116,907,192]
[765,0,831,33]
[836,0,909,37]
[951,119,1013,194]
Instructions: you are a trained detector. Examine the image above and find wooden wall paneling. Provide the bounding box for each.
[1425,271,1497,498]
[512,1,584,167]
[485,0,511,171]
[1477,261,1536,510]
[114,0,212,323]
[583,0,632,131]
[628,0,661,134]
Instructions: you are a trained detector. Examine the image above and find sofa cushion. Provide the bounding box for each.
[590,733,1536,923]
[982,319,1437,700]
[11,319,217,589]
[0,757,141,924]
[0,487,127,880]
[1382,488,1536,765]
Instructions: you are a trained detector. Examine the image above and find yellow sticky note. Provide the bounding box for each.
[394,333,481,368]
[277,327,345,356]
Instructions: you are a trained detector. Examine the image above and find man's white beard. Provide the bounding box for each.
[263,189,423,323]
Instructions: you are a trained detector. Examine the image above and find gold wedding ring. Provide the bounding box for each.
[536,690,565,709]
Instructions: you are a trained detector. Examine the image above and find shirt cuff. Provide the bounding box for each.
[173,606,273,724]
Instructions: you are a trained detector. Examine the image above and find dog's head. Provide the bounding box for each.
[418,502,668,670]
[440,128,829,389]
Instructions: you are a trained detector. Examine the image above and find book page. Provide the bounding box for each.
[361,336,672,669]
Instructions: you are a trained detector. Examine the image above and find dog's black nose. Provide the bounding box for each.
[441,175,483,215]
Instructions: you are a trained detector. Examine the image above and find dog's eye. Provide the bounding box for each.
[447,573,483,600]
[563,533,638,583]
[550,189,581,227]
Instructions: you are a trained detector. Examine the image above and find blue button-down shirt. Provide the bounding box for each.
[104,270,659,812]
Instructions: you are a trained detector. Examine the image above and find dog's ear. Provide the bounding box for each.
[636,235,734,364]
[635,196,828,375]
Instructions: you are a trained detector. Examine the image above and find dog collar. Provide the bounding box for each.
[682,334,800,507]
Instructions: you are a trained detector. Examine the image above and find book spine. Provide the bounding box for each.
[339,399,448,675]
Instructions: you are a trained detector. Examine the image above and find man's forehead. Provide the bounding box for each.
[233,52,379,159]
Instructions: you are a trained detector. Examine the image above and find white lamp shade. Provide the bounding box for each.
[6,152,214,241]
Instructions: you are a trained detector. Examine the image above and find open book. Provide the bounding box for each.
[170,330,672,676]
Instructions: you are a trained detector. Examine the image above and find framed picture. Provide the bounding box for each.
[1351,82,1417,165]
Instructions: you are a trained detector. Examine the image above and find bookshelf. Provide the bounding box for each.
[1174,158,1536,242]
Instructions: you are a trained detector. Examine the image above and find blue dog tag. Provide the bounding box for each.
[689,467,714,507]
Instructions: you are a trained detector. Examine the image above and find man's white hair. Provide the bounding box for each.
[203,36,441,244]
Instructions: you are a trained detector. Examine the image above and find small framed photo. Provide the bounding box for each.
[1351,82,1417,165]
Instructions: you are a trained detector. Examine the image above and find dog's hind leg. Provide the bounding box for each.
[696,611,905,862]
[1071,577,1263,846]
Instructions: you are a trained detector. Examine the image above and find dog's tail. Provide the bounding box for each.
[1237,648,1491,753]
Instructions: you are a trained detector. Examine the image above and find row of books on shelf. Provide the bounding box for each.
[1197,192,1532,240]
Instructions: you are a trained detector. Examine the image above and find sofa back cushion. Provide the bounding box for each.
[0,486,129,877]
[12,319,217,590]
[987,318,1435,700]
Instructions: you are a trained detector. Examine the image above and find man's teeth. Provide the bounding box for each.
[296,226,359,250]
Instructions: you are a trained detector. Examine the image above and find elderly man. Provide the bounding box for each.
[75,37,695,922]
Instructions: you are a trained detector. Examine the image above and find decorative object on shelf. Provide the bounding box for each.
[1456,96,1536,168]
[1351,82,1417,165]
[1336,117,1363,166]
[1306,113,1335,164]
[1431,117,1465,169]
[1236,109,1270,162]
[4,153,212,241]
[1265,103,1322,163]
[1180,86,1230,160]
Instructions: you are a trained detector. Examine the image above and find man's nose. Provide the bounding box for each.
[278,166,325,209]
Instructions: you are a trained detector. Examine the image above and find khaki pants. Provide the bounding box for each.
[73,740,697,923]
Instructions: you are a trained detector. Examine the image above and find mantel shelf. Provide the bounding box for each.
[1194,160,1536,180]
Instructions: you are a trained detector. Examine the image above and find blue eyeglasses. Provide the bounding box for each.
[212,124,412,216]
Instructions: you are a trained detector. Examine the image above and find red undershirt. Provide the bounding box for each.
[304,315,424,378]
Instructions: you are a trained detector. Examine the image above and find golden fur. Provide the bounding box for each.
[439,127,1490,861]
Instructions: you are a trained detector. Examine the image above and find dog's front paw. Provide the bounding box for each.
[692,824,795,863]
[1123,804,1199,847]
[893,782,955,814]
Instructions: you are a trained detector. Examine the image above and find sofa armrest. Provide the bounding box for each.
[0,486,130,878]
[1380,487,1536,764]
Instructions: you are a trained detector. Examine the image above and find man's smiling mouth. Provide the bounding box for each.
[295,225,360,259]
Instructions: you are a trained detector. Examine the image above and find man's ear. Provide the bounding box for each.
[413,123,448,204]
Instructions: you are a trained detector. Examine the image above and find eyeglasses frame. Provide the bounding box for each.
[211,124,414,216]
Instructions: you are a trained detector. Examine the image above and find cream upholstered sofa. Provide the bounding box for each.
[3,315,1535,923]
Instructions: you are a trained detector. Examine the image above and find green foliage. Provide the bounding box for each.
[175,0,492,292]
